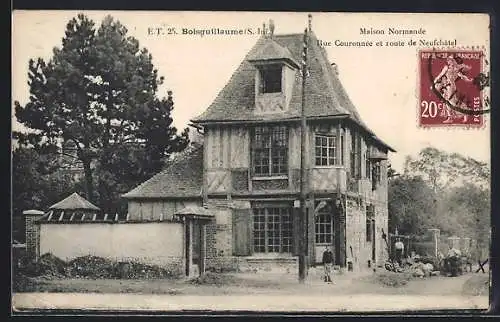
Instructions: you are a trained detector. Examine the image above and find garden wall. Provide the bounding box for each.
[39,222,184,274]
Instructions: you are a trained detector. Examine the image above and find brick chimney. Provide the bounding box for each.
[23,209,44,261]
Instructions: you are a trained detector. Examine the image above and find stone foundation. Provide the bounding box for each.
[205,255,298,274]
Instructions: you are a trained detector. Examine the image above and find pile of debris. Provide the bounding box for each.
[67,255,117,279]
[18,253,180,280]
[407,261,437,278]
[385,256,440,278]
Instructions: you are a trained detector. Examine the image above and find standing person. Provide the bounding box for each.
[394,238,405,267]
[322,246,334,283]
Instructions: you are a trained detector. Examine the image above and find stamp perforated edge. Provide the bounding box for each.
[415,45,489,130]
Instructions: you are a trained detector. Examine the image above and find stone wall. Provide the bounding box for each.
[346,196,379,272]
[374,201,389,267]
[204,200,234,271]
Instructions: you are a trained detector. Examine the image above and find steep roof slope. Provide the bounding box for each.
[192,33,353,122]
[49,192,100,211]
[191,32,394,151]
[122,144,203,199]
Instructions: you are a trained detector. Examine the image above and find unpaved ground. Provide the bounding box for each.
[15,268,489,297]
[12,270,490,312]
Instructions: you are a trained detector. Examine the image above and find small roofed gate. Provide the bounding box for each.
[174,206,215,277]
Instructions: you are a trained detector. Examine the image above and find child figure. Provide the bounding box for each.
[322,245,334,284]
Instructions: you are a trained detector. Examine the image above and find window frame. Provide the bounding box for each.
[314,134,340,167]
[315,214,333,245]
[252,125,289,177]
[259,64,283,94]
[314,201,334,245]
[252,207,293,254]
[365,150,371,179]
[340,133,345,166]
[350,132,362,178]
[371,161,381,189]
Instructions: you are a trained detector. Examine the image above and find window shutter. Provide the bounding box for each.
[232,208,252,256]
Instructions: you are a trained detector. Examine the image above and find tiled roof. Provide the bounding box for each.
[38,210,129,223]
[247,38,299,67]
[121,144,204,199]
[191,32,395,152]
[48,192,100,211]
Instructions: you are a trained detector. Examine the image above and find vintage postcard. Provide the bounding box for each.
[11,11,491,313]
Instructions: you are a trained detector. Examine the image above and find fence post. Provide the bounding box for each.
[427,228,440,258]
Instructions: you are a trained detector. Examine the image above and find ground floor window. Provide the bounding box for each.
[253,207,292,253]
[315,201,334,244]
[366,204,375,242]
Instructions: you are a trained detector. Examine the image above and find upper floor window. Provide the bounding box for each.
[372,162,382,189]
[252,125,288,176]
[340,134,345,165]
[365,150,371,179]
[259,65,282,93]
[350,132,362,178]
[315,134,343,166]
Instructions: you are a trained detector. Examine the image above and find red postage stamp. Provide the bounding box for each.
[418,49,486,127]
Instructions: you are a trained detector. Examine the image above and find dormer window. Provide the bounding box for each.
[259,64,282,93]
[247,38,299,114]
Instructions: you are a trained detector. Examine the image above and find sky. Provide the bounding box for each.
[12,11,491,173]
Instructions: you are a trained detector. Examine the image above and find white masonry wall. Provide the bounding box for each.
[39,222,184,271]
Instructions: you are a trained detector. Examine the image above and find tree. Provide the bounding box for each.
[392,147,490,258]
[403,147,490,192]
[437,184,490,259]
[388,175,437,236]
[12,146,81,241]
[14,14,189,211]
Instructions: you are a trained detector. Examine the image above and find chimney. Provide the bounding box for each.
[331,63,339,75]
[269,19,275,38]
[308,14,312,32]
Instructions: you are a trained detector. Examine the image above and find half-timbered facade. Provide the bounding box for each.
[123,22,394,273]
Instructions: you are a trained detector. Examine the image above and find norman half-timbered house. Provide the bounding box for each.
[123,21,395,273]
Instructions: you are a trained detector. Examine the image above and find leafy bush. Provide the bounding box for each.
[18,253,179,279]
[23,253,67,277]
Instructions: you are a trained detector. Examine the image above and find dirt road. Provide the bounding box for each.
[14,269,489,296]
[12,293,488,312]
[12,270,490,312]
